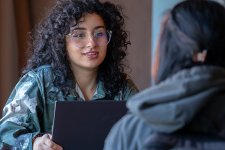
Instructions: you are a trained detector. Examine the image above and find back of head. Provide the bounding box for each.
[156,0,225,83]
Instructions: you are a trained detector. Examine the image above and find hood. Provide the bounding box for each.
[127,66,225,136]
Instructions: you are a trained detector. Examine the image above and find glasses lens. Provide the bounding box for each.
[71,31,88,47]
[70,30,111,47]
[94,30,111,46]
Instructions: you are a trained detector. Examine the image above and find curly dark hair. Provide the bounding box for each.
[23,0,130,99]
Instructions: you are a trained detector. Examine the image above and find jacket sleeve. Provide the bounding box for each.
[0,72,43,150]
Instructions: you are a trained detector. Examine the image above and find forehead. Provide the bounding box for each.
[71,13,105,31]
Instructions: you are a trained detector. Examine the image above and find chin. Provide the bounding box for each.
[84,64,100,70]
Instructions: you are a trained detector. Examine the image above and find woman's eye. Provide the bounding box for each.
[95,32,104,38]
[73,33,85,38]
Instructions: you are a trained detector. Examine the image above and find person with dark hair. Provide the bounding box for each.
[0,0,138,149]
[104,0,225,150]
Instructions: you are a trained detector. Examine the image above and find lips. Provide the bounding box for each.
[83,51,99,58]
[85,52,99,55]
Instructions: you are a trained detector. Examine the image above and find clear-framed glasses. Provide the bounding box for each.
[67,30,112,48]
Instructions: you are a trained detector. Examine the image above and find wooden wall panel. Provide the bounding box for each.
[0,0,19,116]
[13,0,31,74]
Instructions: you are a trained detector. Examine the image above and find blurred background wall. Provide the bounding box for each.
[0,0,224,116]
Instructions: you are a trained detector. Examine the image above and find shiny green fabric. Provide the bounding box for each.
[0,65,139,149]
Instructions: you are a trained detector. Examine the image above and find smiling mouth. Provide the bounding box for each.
[84,52,99,56]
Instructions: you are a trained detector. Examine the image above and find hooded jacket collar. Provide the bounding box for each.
[127,66,225,137]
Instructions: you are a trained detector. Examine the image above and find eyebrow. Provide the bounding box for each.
[71,27,86,32]
[94,26,105,29]
[71,26,105,32]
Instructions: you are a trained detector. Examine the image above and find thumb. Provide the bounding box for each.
[47,134,52,140]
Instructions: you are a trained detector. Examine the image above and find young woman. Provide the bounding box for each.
[104,1,225,150]
[0,0,138,149]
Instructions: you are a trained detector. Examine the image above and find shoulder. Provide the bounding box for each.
[124,74,137,88]
[5,65,54,106]
[104,113,153,150]
[30,65,55,76]
[113,73,139,100]
[19,65,56,95]
[26,65,56,83]
[123,73,139,99]
[15,65,54,88]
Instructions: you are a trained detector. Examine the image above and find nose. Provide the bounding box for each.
[86,36,97,48]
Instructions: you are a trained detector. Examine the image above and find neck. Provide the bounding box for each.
[71,66,98,100]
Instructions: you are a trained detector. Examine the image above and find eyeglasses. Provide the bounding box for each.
[67,30,112,48]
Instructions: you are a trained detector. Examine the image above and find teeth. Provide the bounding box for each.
[86,53,97,55]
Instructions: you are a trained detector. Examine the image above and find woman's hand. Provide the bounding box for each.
[33,134,63,150]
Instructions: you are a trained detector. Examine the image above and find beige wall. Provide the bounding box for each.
[29,0,152,91]
[102,0,152,91]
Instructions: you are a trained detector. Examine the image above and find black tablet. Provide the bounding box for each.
[52,101,127,150]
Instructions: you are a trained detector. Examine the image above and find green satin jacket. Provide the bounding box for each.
[0,65,139,150]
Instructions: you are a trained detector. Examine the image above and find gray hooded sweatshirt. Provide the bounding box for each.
[104,66,225,150]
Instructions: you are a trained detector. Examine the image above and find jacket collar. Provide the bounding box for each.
[67,74,106,100]
[127,66,225,134]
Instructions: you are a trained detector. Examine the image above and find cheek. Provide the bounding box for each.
[152,48,160,83]
[152,58,158,83]
[66,47,73,61]
[66,45,81,62]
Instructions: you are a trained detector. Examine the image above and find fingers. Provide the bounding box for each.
[47,134,52,140]
[42,134,63,150]
[33,136,51,150]
[39,143,54,150]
